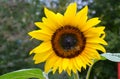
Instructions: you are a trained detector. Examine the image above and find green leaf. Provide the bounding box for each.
[0,68,45,79]
[100,55,107,60]
[101,53,120,62]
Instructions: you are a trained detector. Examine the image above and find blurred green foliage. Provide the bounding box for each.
[0,0,43,74]
[0,0,119,79]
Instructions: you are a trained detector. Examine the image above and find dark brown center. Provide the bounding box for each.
[51,25,86,58]
[60,33,77,50]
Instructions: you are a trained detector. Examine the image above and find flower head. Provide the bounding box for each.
[28,3,107,75]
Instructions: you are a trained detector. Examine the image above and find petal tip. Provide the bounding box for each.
[34,61,40,64]
[28,32,32,36]
[84,5,88,9]
[34,22,39,26]
[29,50,33,55]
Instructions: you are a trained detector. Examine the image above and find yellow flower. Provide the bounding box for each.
[28,3,107,75]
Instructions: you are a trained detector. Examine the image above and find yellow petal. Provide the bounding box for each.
[78,55,87,69]
[81,18,101,32]
[75,57,83,71]
[28,30,51,41]
[71,58,81,72]
[80,54,92,67]
[81,53,93,66]
[67,59,73,70]
[64,3,77,26]
[86,37,108,45]
[52,58,62,74]
[44,7,56,20]
[42,17,58,31]
[66,68,71,76]
[83,49,96,59]
[34,22,53,34]
[71,66,77,74]
[84,27,105,37]
[76,6,88,28]
[30,41,52,54]
[58,64,63,74]
[56,13,64,26]
[101,32,106,39]
[52,66,57,74]
[64,2,77,18]
[33,50,52,64]
[45,53,58,73]
[62,58,69,70]
[84,48,101,59]
[68,59,77,73]
[86,43,106,53]
[44,8,63,28]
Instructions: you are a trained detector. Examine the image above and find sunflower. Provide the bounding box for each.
[28,3,107,75]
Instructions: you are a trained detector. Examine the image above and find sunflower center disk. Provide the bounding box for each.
[52,26,86,58]
[60,34,77,50]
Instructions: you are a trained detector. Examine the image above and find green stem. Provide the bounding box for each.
[73,71,79,79]
[86,64,94,79]
[86,60,99,79]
